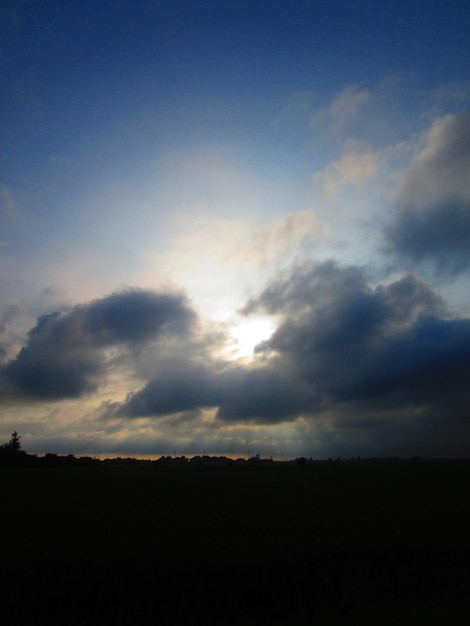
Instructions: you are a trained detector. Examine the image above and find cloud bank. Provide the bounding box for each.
[107,262,470,443]
[4,258,470,457]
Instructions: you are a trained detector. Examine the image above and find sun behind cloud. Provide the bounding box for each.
[228,316,275,361]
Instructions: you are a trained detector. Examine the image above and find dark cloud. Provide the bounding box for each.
[386,112,470,275]
[120,362,309,424]
[214,365,310,423]
[1,289,196,400]
[4,311,104,399]
[84,290,195,345]
[118,262,470,433]
[121,364,219,417]
[248,262,470,424]
[387,197,470,275]
[0,304,19,363]
[242,261,366,318]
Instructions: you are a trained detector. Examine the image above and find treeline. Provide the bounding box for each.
[0,433,282,468]
[0,433,303,468]
[1,431,424,468]
[0,432,101,467]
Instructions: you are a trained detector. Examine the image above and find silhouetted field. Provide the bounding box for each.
[2,460,470,625]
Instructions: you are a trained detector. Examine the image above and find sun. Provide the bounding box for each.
[228,316,275,360]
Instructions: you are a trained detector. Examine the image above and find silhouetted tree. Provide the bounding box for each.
[0,431,28,465]
[6,431,22,453]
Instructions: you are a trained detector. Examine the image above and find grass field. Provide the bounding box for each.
[2,460,470,624]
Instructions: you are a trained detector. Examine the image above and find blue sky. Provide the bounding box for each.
[1,1,470,458]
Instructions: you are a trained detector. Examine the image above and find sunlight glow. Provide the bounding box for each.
[229,317,275,360]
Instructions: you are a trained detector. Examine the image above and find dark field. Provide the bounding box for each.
[2,460,470,625]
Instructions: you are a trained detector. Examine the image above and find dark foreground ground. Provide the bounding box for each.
[1,459,470,625]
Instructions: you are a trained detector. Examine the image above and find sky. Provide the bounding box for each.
[1,0,470,459]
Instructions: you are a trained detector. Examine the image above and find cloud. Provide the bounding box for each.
[311,84,372,130]
[119,361,309,425]
[3,260,470,458]
[119,363,219,417]
[115,260,470,439]
[386,112,470,275]
[6,257,467,460]
[250,209,323,266]
[313,141,380,207]
[246,261,470,424]
[83,289,195,345]
[214,365,310,423]
[1,289,196,400]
